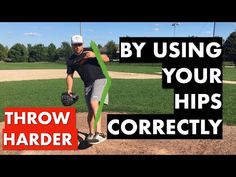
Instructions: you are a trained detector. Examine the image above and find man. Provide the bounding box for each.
[66,34,109,144]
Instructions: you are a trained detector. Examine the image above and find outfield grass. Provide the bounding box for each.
[223,84,236,124]
[0,62,235,81]
[107,62,162,74]
[0,62,66,70]
[223,67,236,81]
[0,62,162,74]
[0,79,173,122]
[0,78,235,125]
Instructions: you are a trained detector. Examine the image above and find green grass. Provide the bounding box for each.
[107,62,162,74]
[1,62,236,81]
[0,78,235,125]
[223,84,236,125]
[107,63,236,81]
[0,62,162,73]
[223,67,236,81]
[0,62,66,70]
[0,79,173,122]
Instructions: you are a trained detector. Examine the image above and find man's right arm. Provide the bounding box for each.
[66,74,73,95]
[66,57,75,95]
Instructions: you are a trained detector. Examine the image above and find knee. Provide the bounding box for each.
[90,100,99,109]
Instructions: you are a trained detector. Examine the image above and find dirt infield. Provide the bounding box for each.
[0,112,236,155]
[0,70,161,82]
[1,69,235,84]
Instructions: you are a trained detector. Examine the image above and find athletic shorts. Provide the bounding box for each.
[84,78,109,112]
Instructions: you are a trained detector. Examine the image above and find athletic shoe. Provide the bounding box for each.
[85,133,94,142]
[90,132,107,144]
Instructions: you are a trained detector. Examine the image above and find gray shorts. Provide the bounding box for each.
[85,78,109,112]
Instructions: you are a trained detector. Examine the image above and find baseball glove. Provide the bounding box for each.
[61,92,79,106]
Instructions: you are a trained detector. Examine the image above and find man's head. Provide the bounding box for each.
[71,35,84,55]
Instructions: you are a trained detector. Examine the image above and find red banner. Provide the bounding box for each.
[2,108,78,150]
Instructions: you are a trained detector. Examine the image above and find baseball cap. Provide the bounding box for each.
[71,35,83,45]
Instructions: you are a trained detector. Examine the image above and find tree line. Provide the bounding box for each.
[0,40,118,62]
[222,31,236,64]
[1,32,236,63]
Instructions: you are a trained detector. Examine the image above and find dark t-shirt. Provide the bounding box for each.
[67,52,105,87]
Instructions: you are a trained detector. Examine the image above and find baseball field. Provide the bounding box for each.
[0,62,236,154]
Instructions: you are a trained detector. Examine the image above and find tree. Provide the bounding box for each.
[47,43,57,62]
[0,44,7,61]
[97,44,103,49]
[8,43,28,62]
[28,44,48,62]
[61,42,72,59]
[104,40,118,59]
[223,31,236,62]
[27,44,32,62]
[5,46,9,54]
[55,42,72,61]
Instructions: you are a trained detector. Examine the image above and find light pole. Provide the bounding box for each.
[80,22,82,35]
[172,22,180,37]
[213,22,216,37]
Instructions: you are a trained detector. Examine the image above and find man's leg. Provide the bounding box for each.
[87,110,94,134]
[85,109,96,142]
[90,79,108,133]
[90,100,102,133]
[84,85,96,142]
[88,79,108,144]
[90,99,106,144]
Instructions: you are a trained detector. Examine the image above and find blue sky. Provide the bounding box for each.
[0,22,236,48]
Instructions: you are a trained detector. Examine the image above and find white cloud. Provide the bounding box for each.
[154,28,160,31]
[24,32,41,36]
[154,23,159,26]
